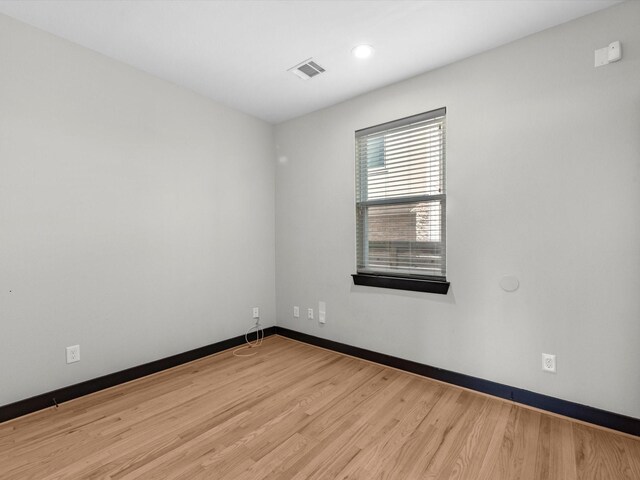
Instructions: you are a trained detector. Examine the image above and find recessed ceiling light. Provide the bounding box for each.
[352,44,374,59]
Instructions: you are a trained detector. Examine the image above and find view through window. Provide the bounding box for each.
[356,108,446,280]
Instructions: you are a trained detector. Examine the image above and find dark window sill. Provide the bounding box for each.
[352,273,450,295]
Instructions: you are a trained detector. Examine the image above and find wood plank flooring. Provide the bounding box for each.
[0,335,638,479]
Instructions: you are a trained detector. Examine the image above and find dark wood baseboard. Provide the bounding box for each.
[0,326,276,424]
[275,327,640,437]
[3,325,637,438]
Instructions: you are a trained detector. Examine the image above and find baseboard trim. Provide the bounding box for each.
[275,327,640,437]
[3,325,637,437]
[0,326,276,424]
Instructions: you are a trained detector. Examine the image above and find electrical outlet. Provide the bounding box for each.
[307,308,314,320]
[252,307,259,319]
[293,306,299,318]
[542,353,556,373]
[66,345,80,364]
[318,301,326,324]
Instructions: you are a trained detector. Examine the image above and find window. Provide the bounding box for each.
[353,108,449,294]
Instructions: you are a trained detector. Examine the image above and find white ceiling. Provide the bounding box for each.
[0,0,621,124]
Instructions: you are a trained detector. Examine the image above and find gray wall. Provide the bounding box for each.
[0,14,275,406]
[275,1,640,418]
[2,2,638,420]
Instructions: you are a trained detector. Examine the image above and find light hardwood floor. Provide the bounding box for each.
[1,335,638,479]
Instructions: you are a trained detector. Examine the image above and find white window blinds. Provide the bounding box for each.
[356,108,446,279]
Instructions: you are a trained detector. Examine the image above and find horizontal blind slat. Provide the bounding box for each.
[356,109,446,279]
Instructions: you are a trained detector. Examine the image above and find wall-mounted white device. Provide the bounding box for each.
[595,41,622,67]
[542,353,556,373]
[66,345,80,364]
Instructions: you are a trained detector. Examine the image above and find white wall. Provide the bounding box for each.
[275,1,640,418]
[0,14,275,406]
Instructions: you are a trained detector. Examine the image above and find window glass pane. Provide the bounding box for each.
[355,108,446,280]
[366,136,385,169]
[362,201,445,277]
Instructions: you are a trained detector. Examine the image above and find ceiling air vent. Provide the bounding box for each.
[288,58,326,80]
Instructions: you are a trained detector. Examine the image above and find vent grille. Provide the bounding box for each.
[288,58,326,80]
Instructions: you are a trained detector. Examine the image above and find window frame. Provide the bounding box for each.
[352,108,450,295]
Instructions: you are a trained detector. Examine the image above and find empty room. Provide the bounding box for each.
[1,0,639,478]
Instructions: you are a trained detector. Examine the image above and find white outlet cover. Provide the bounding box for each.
[318,301,326,324]
[293,306,299,318]
[252,307,259,318]
[542,353,556,373]
[66,345,80,364]
[307,308,314,320]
